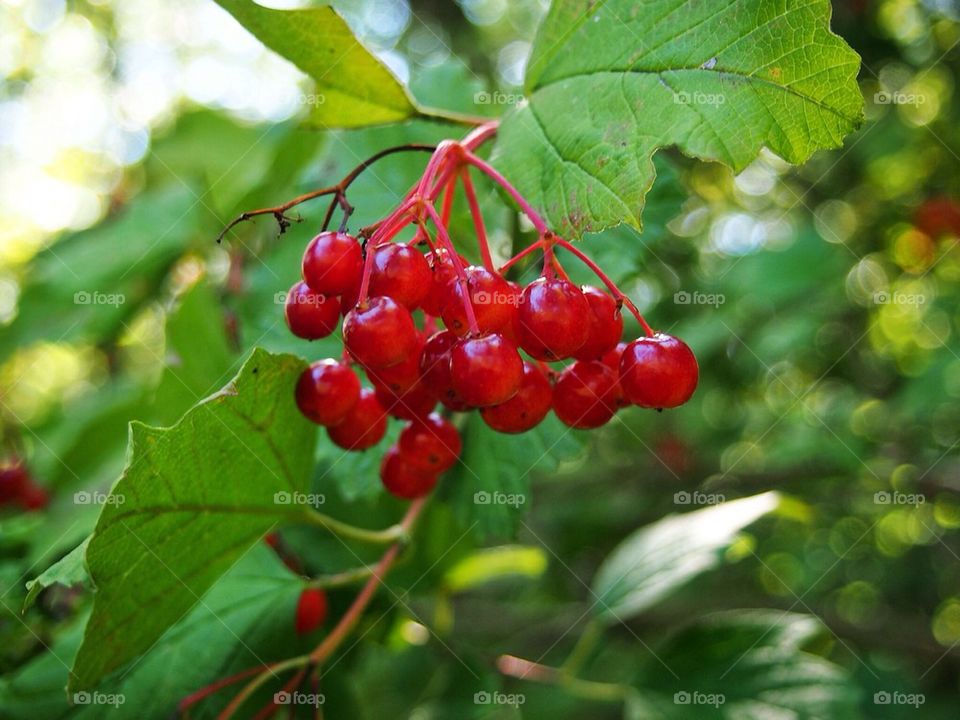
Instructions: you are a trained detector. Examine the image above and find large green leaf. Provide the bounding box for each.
[494,0,863,236]
[592,492,780,623]
[630,611,859,719]
[212,0,417,128]
[3,546,303,719]
[68,349,316,692]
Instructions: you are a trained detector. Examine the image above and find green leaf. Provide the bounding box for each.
[443,545,548,593]
[212,0,417,128]
[449,414,585,538]
[23,540,89,611]
[634,611,860,719]
[494,0,863,236]
[591,492,780,623]
[68,349,316,692]
[3,546,303,720]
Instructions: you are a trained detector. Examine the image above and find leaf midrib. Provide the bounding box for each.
[530,66,862,124]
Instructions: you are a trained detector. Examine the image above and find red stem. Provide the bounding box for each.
[422,205,481,336]
[552,237,654,336]
[178,665,266,714]
[440,174,457,227]
[498,239,546,275]
[463,151,548,234]
[460,167,494,272]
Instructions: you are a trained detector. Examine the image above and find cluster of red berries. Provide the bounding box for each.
[278,132,697,501]
[0,461,49,512]
[285,227,697,501]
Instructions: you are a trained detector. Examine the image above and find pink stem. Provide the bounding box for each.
[460,167,494,272]
[463,151,548,234]
[417,142,455,196]
[498,239,546,275]
[440,174,457,227]
[553,237,654,336]
[462,121,499,151]
[357,207,415,305]
[422,205,481,336]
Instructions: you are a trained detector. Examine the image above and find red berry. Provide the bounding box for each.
[343,296,418,369]
[295,588,328,635]
[368,242,432,309]
[421,249,460,317]
[553,361,621,429]
[574,286,623,360]
[481,362,553,434]
[0,464,28,504]
[19,483,49,511]
[450,334,523,407]
[517,278,590,360]
[419,330,469,411]
[302,231,362,296]
[339,270,363,314]
[380,447,438,500]
[284,281,341,340]
[619,333,699,408]
[600,342,627,373]
[366,334,425,395]
[295,360,360,426]
[441,266,517,336]
[374,381,436,421]
[398,413,461,473]
[327,389,388,450]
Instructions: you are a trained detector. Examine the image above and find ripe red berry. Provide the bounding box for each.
[327,388,388,450]
[421,249,460,317]
[574,286,623,360]
[419,330,469,411]
[600,342,627,373]
[295,588,328,635]
[295,360,360,426]
[480,361,553,434]
[284,281,341,340]
[368,242,432,309]
[343,296,418,369]
[19,483,49,511]
[619,333,699,409]
[0,463,28,504]
[380,447,438,499]
[374,381,437,421]
[450,334,523,407]
[517,278,590,360]
[366,333,425,395]
[302,231,363,296]
[441,266,518,336]
[398,413,461,473]
[553,361,621,429]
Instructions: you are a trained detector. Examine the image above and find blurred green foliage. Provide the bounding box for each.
[2,1,960,718]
